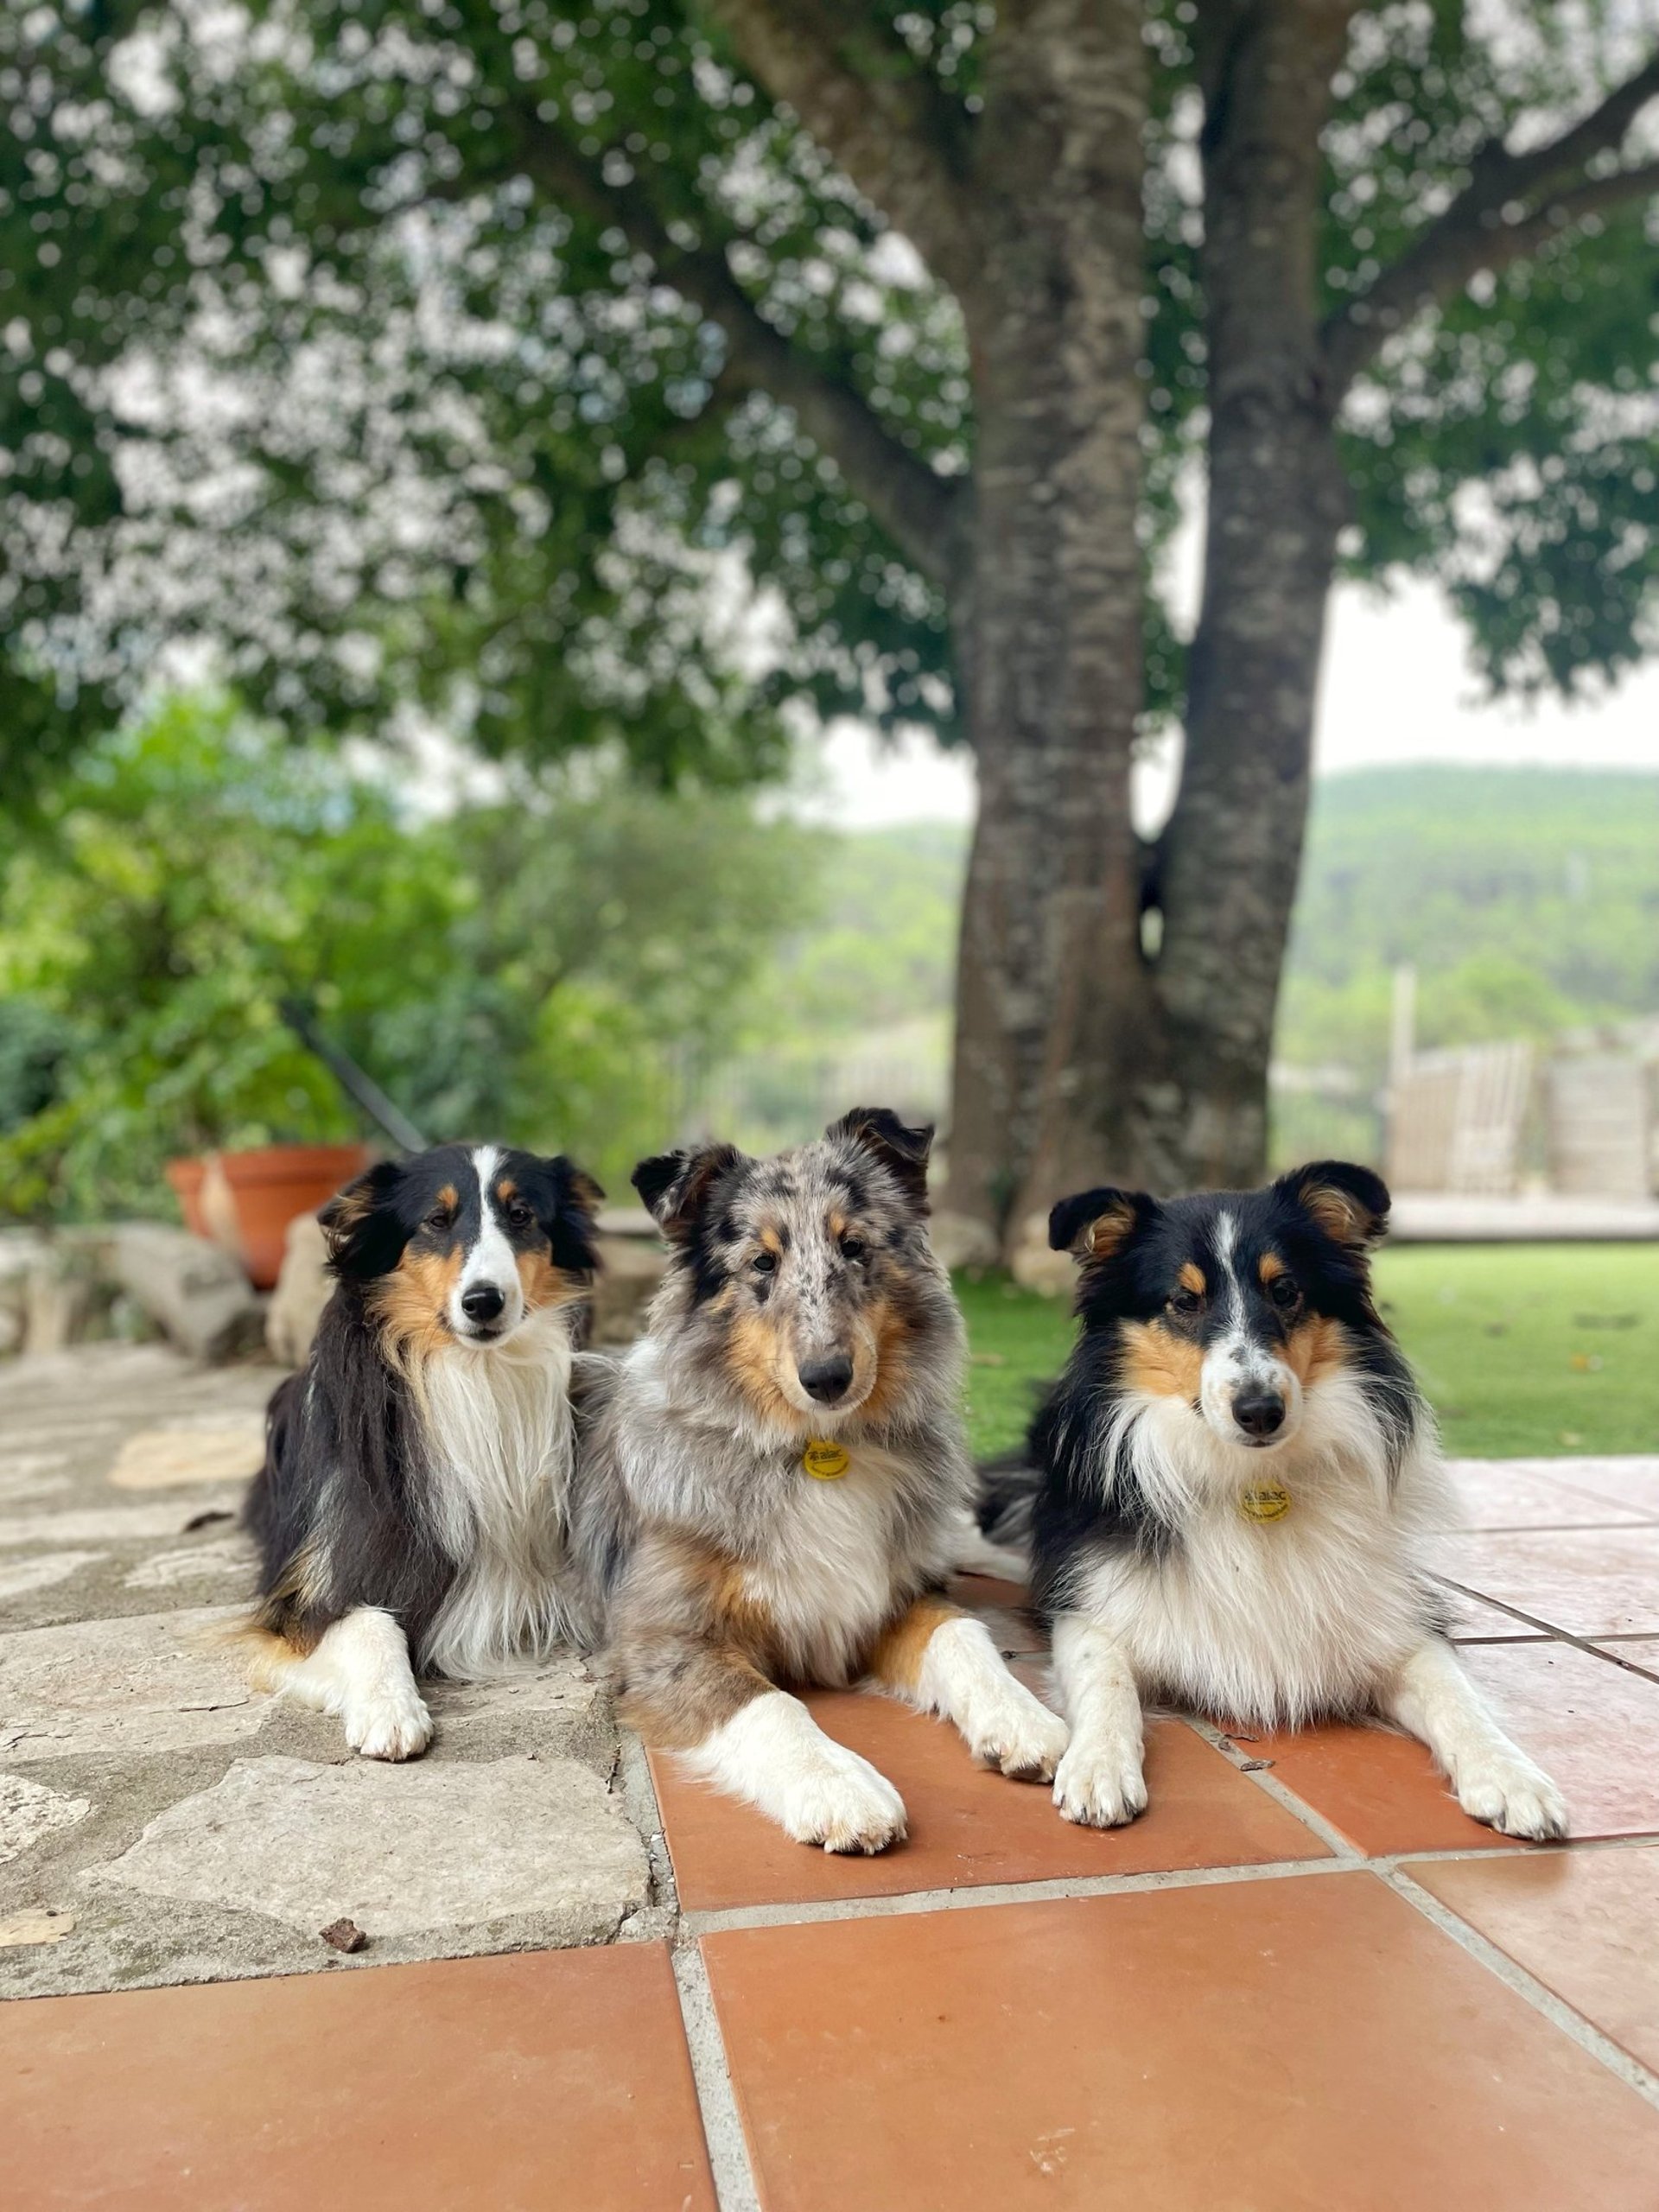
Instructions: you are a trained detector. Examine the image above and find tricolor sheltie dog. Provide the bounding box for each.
[569,1109,1069,1853]
[983,1161,1567,1841]
[241,1144,602,1758]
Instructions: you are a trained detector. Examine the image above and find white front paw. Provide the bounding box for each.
[346,1690,433,1762]
[1456,1749,1568,1840]
[780,1740,907,1854]
[964,1679,1071,1783]
[1053,1732,1147,1828]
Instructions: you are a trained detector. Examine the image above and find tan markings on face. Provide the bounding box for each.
[369,1246,463,1362]
[515,1248,578,1313]
[725,1308,799,1424]
[1258,1252,1287,1286]
[828,1209,849,1242]
[1178,1260,1207,1297]
[1282,1313,1344,1388]
[865,1594,959,1694]
[758,1224,785,1257]
[1121,1319,1205,1402]
[854,1291,920,1421]
[495,1178,517,1204]
[435,1184,459,1216]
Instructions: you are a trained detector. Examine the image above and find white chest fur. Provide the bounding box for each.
[415,1314,578,1678]
[736,1446,936,1687]
[1076,1383,1448,1728]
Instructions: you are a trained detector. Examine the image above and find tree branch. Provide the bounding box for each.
[1324,53,1659,392]
[509,108,969,590]
[702,0,982,295]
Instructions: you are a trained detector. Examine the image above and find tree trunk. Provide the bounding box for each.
[945,0,1356,1262]
[939,0,1151,1263]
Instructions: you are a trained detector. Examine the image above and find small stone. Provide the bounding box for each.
[320,1916,367,1954]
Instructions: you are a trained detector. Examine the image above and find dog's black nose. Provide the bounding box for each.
[1234,1389,1286,1439]
[461,1283,506,1325]
[798,1352,854,1404]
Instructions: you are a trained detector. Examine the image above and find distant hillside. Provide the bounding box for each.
[1287,766,1659,1012]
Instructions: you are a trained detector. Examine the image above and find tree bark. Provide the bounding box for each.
[939,0,1151,1258]
[1146,0,1354,1192]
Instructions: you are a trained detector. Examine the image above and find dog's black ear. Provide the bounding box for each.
[827,1106,933,1212]
[537,1155,606,1277]
[1048,1186,1155,1262]
[1279,1160,1390,1252]
[632,1143,743,1241]
[319,1159,404,1279]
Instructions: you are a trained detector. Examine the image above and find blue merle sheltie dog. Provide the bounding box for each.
[241,1144,602,1759]
[982,1161,1566,1841]
[569,1109,1069,1853]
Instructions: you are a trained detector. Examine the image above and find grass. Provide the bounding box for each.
[957,1243,1659,1461]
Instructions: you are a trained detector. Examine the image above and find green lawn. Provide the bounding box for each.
[957,1243,1659,1461]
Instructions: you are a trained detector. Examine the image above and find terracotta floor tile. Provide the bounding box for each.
[651,1699,1325,1912]
[1459,1641,1659,1839]
[1231,1716,1527,1856]
[702,1872,1659,2212]
[1412,1844,1659,2073]
[0,1944,714,2212]
[1441,1459,1649,1530]
[1519,1456,1659,1520]
[1445,1526,1659,1637]
[1441,1583,1548,1640]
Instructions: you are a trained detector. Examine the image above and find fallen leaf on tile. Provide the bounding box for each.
[0,1910,74,1947]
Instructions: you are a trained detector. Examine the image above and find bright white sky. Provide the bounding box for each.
[798,575,1659,830]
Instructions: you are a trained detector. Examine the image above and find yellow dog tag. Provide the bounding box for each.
[1239,1480,1292,1523]
[802,1439,850,1481]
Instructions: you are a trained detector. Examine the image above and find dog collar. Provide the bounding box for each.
[1238,1479,1292,1523]
[802,1439,850,1481]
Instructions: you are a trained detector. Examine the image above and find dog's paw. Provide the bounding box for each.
[1052,1732,1147,1828]
[346,1690,433,1763]
[1456,1748,1567,1840]
[780,1741,908,1855]
[963,1679,1070,1783]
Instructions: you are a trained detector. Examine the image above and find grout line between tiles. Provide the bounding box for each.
[671,1940,763,2212]
[1383,1865,1659,2113]
[681,1853,1351,1936]
[1184,1715,1366,1860]
[1437,1577,1659,1681]
[615,1728,678,1928]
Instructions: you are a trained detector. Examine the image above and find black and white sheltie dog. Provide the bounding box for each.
[241,1144,602,1758]
[569,1109,1069,1853]
[983,1161,1567,1841]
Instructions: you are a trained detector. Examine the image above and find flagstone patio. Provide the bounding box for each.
[3,1344,1657,2208]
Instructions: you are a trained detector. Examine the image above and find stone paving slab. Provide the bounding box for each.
[0,1344,645,2001]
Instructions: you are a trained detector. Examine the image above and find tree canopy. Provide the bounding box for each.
[8,1,1655,804]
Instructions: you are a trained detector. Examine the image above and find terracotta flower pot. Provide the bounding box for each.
[168,1144,372,1289]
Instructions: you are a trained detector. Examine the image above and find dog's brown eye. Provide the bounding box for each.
[505,1201,532,1230]
[1168,1286,1202,1317]
[1268,1273,1300,1309]
[425,1208,453,1232]
[839,1235,866,1262]
[752,1251,778,1275]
